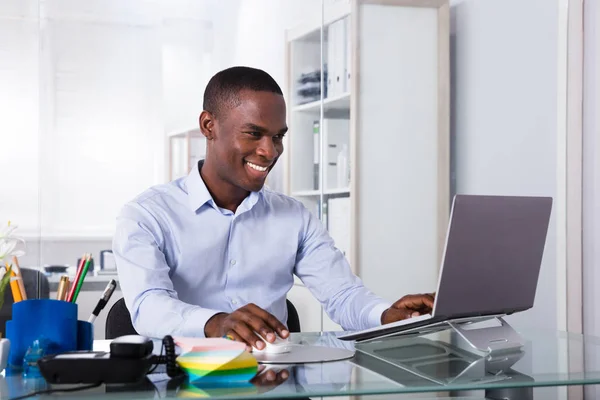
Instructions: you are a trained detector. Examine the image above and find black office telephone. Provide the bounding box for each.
[38,335,182,384]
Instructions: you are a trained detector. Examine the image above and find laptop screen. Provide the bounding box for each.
[432,195,552,319]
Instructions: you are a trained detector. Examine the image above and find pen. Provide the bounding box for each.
[88,279,117,324]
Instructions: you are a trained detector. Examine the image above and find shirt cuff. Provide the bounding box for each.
[367,301,393,328]
[179,306,224,337]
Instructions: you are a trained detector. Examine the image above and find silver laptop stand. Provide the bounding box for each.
[354,315,526,384]
[447,316,524,354]
[352,334,530,398]
[355,315,525,355]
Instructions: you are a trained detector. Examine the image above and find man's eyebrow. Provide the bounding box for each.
[241,123,268,132]
[241,123,288,135]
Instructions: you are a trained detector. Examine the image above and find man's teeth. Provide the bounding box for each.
[246,162,268,172]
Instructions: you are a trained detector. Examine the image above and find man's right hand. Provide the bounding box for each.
[204,303,289,350]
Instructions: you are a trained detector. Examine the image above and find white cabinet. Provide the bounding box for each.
[284,0,450,325]
[287,281,323,333]
[288,278,342,333]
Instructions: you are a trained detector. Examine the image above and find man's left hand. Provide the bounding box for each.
[381,293,435,324]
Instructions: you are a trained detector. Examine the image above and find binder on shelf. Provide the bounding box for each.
[336,17,347,95]
[326,23,336,98]
[344,16,351,92]
[328,197,350,259]
[313,120,320,190]
[322,201,329,230]
[334,18,347,96]
[336,144,349,189]
[322,118,350,190]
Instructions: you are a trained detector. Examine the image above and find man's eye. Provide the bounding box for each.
[274,134,286,141]
[246,131,261,138]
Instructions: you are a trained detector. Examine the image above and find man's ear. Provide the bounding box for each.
[199,110,215,140]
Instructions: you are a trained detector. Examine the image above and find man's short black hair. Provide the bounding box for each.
[203,66,283,119]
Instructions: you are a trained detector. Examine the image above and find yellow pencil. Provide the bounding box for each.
[11,256,27,300]
[9,270,23,303]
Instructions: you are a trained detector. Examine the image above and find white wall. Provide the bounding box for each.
[0,0,321,265]
[38,6,164,238]
[209,0,322,193]
[583,0,600,337]
[1,0,221,240]
[0,1,40,237]
[583,1,600,397]
[450,0,561,332]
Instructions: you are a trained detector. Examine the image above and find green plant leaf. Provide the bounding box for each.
[0,266,13,311]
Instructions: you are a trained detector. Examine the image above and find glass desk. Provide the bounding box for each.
[2,329,600,399]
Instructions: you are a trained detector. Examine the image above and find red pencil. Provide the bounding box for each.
[67,253,87,302]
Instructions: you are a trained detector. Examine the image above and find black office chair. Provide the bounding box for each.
[0,268,50,337]
[106,298,302,339]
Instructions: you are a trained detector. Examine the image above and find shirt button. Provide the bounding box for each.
[230,259,236,265]
[232,299,237,304]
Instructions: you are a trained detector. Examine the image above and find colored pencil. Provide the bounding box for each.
[67,253,87,303]
[71,254,92,303]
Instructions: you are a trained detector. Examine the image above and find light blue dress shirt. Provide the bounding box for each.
[113,162,391,338]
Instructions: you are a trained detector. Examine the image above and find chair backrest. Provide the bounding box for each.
[105,298,302,339]
[285,299,301,333]
[105,298,138,339]
[0,268,50,336]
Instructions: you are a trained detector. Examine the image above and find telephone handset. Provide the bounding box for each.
[38,335,182,384]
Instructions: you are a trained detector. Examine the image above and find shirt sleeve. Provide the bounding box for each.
[112,202,222,339]
[293,204,392,331]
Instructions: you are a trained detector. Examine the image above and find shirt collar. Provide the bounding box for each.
[185,160,263,214]
[186,160,213,212]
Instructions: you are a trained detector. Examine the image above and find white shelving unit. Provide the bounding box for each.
[168,128,206,181]
[283,0,450,333]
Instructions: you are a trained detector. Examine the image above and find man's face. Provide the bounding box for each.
[208,90,288,193]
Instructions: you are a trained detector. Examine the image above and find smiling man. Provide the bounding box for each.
[113,66,434,351]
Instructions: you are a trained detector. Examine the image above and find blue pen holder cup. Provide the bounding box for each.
[5,299,93,368]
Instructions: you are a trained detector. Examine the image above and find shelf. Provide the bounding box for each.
[292,190,321,197]
[286,1,351,42]
[292,187,350,197]
[325,187,350,195]
[293,92,350,118]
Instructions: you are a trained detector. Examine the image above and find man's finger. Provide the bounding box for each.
[382,307,415,324]
[392,294,434,310]
[241,311,278,344]
[231,317,264,349]
[251,368,289,387]
[245,303,289,340]
[274,370,289,384]
[264,370,277,382]
[226,329,253,352]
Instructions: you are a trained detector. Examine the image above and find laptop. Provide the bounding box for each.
[339,194,553,342]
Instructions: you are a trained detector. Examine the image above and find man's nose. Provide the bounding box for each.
[257,137,279,160]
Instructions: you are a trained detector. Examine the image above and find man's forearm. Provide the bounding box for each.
[132,291,223,338]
